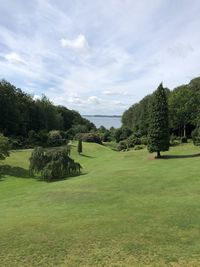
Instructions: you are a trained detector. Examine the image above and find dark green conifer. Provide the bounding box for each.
[147,83,170,158]
[77,139,82,154]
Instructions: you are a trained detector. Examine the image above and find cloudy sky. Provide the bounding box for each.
[0,0,200,115]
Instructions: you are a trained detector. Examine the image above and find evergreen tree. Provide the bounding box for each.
[77,139,82,154]
[147,83,170,158]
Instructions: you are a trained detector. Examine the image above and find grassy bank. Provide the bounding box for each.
[0,143,200,266]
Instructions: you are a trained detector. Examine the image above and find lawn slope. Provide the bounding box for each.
[0,143,200,266]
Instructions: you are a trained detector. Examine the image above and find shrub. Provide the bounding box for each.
[79,133,102,144]
[101,131,112,142]
[47,130,67,147]
[141,136,147,145]
[134,145,145,150]
[181,136,188,143]
[0,133,10,160]
[117,140,128,151]
[114,127,132,142]
[127,135,141,148]
[192,127,200,146]
[9,138,23,149]
[170,135,180,146]
[29,147,81,182]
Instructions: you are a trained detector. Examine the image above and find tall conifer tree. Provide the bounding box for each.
[147,83,170,158]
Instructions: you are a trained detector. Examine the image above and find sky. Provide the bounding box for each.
[0,0,200,115]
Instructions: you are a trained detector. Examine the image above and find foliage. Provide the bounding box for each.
[181,136,188,143]
[77,133,102,144]
[134,144,145,150]
[117,140,128,151]
[170,135,180,146]
[127,134,141,148]
[140,136,147,145]
[78,139,83,154]
[101,130,112,142]
[47,130,67,147]
[192,126,200,146]
[122,77,200,138]
[114,126,132,143]
[0,80,96,139]
[147,83,170,157]
[29,147,81,181]
[0,134,10,160]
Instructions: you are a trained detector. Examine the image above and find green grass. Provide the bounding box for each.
[1,143,200,266]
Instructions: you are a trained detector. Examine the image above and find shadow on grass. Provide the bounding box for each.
[80,154,95,158]
[0,164,31,178]
[159,153,200,159]
[37,172,88,183]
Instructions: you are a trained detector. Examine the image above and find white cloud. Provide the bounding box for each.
[60,34,89,50]
[103,90,133,96]
[5,52,26,65]
[88,96,101,104]
[0,0,200,115]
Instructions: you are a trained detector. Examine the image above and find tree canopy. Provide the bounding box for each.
[122,77,200,138]
[147,83,170,157]
[0,80,96,138]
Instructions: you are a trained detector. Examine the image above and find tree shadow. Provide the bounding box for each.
[80,154,95,158]
[159,153,200,159]
[0,164,31,178]
[36,172,88,183]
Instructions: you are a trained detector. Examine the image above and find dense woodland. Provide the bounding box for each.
[122,77,200,138]
[0,79,96,147]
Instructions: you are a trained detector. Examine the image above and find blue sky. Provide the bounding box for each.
[0,0,200,115]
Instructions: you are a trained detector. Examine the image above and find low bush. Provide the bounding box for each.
[134,145,145,150]
[127,135,141,148]
[140,136,147,145]
[77,133,102,144]
[170,135,180,146]
[181,136,188,143]
[192,127,200,146]
[117,140,128,151]
[47,130,67,147]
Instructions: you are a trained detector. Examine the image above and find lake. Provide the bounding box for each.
[83,116,122,129]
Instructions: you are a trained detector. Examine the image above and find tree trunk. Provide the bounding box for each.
[157,151,161,158]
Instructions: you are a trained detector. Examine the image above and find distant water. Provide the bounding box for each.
[84,116,122,129]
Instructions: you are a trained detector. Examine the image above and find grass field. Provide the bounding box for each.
[1,143,200,266]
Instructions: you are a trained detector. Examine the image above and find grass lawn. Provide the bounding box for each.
[0,143,200,266]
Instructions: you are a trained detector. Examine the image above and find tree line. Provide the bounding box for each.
[0,80,96,139]
[122,77,200,138]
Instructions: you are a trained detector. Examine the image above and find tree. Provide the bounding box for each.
[169,85,199,137]
[29,147,81,181]
[0,134,10,160]
[192,115,200,146]
[147,83,170,158]
[78,139,82,154]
